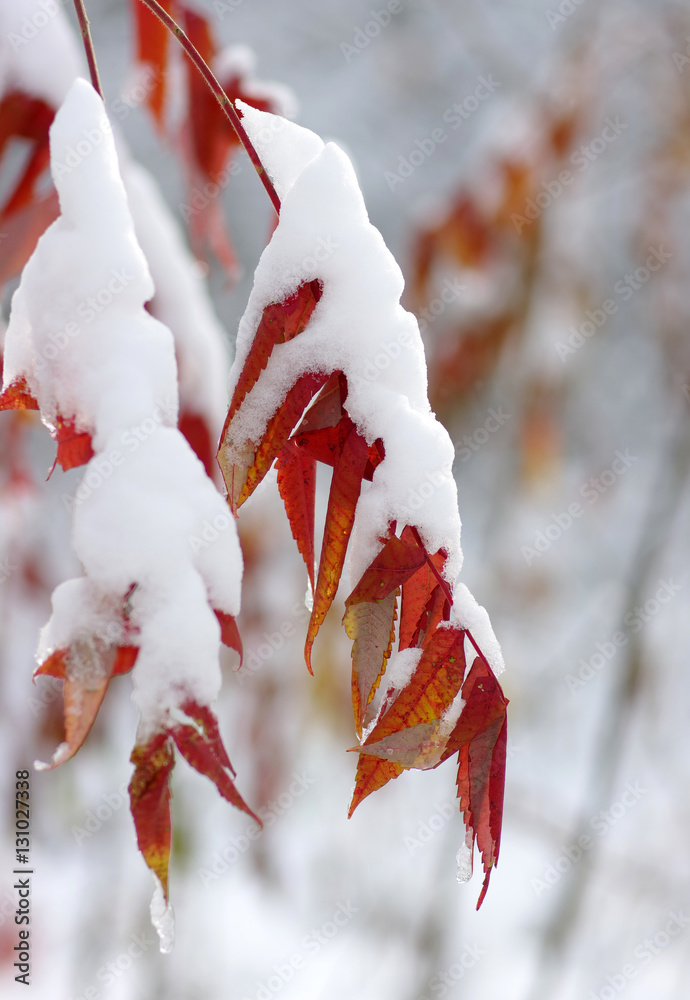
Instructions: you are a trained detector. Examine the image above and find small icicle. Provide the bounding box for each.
[304,582,314,612]
[150,877,175,953]
[456,839,473,884]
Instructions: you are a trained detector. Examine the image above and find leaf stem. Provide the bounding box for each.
[135,0,281,217]
[72,0,104,100]
[409,526,454,607]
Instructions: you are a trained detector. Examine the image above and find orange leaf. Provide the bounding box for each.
[0,376,39,411]
[277,437,317,591]
[0,191,60,288]
[129,732,175,898]
[347,754,404,818]
[344,590,397,736]
[346,529,427,606]
[304,418,369,673]
[220,369,329,512]
[178,409,215,479]
[353,625,467,770]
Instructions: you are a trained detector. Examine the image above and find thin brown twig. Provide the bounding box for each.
[72,0,104,100]
[135,0,281,217]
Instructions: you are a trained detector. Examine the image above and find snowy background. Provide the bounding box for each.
[2,1,690,999]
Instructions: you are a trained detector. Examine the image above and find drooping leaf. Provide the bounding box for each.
[347,754,404,818]
[130,0,169,131]
[304,418,370,673]
[277,437,317,591]
[344,590,397,736]
[437,655,508,909]
[222,280,322,428]
[346,529,427,606]
[214,609,243,664]
[0,376,39,412]
[170,699,261,824]
[399,528,449,649]
[352,625,467,771]
[54,417,94,472]
[129,732,175,898]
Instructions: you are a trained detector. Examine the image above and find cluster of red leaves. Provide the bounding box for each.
[409,108,580,425]
[217,280,509,907]
[131,0,285,275]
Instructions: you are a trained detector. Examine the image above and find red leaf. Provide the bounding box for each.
[178,409,215,479]
[345,529,427,606]
[277,438,317,591]
[304,418,370,673]
[399,528,448,649]
[347,754,404,818]
[438,656,508,909]
[130,0,169,131]
[353,625,467,771]
[220,369,329,512]
[129,732,175,898]
[215,609,243,664]
[0,376,39,412]
[222,280,322,428]
[171,699,260,825]
[54,417,94,473]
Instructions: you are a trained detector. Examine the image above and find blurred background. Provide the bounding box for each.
[1,0,690,998]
